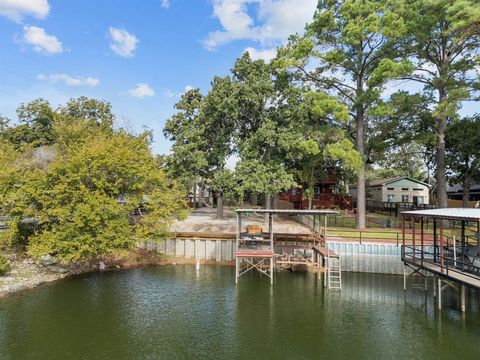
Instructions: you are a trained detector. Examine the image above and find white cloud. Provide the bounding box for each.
[128,83,155,98]
[204,0,317,50]
[0,0,49,22]
[22,25,63,54]
[37,73,99,87]
[244,46,276,62]
[161,0,170,9]
[162,89,176,98]
[109,27,138,57]
[184,85,194,92]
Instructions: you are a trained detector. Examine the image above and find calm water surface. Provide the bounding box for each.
[0,265,479,359]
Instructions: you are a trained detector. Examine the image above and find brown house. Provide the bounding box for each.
[278,175,352,210]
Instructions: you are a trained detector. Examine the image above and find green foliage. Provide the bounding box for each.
[1,99,55,148]
[236,160,296,196]
[402,0,480,206]
[211,169,242,203]
[373,142,427,181]
[0,255,10,275]
[276,0,414,226]
[0,99,188,263]
[446,116,480,189]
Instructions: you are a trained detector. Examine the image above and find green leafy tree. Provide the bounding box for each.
[446,115,480,207]
[232,54,298,218]
[1,99,55,148]
[374,142,426,180]
[164,77,236,217]
[0,102,188,262]
[276,0,412,228]
[403,0,480,207]
[210,169,242,219]
[164,89,207,206]
[57,96,115,130]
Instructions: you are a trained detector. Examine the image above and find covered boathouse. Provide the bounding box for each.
[401,208,480,311]
[234,209,339,287]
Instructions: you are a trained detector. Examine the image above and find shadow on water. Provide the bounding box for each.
[0,266,479,360]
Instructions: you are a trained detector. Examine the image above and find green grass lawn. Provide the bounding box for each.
[327,227,403,240]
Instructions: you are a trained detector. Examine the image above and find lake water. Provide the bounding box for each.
[0,265,479,359]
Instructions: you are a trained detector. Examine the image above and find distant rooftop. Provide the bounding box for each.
[350,176,430,189]
[402,208,480,221]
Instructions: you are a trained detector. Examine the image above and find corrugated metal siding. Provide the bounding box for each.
[147,238,417,275]
[327,242,432,274]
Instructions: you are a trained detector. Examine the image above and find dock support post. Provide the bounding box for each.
[270,259,274,285]
[403,267,406,291]
[461,285,466,312]
[324,258,327,288]
[433,276,437,298]
[438,278,442,310]
[235,258,239,284]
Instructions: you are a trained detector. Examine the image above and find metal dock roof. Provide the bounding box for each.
[402,208,480,221]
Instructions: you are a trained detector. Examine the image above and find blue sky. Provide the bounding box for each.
[0,0,318,154]
[1,0,476,155]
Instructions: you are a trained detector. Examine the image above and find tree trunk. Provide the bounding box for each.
[198,182,205,208]
[251,192,258,206]
[435,87,448,208]
[193,182,197,208]
[462,175,471,208]
[265,193,271,223]
[355,103,366,230]
[216,193,224,219]
[308,198,313,210]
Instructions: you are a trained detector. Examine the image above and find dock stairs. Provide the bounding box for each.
[327,256,342,290]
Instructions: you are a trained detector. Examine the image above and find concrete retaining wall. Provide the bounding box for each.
[142,238,412,274]
[327,242,405,274]
[140,238,236,262]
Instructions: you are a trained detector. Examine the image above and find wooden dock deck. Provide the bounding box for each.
[403,256,480,289]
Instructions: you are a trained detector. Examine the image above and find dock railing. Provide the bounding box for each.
[402,245,480,283]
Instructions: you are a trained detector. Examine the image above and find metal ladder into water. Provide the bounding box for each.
[327,256,342,290]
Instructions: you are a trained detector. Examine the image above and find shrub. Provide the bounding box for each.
[0,255,10,275]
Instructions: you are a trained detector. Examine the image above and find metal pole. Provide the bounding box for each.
[461,220,466,272]
[453,235,457,267]
[235,257,239,284]
[403,267,406,291]
[438,278,442,310]
[440,221,444,270]
[433,219,437,262]
[269,213,274,284]
[421,217,424,266]
[412,217,416,260]
[461,285,466,312]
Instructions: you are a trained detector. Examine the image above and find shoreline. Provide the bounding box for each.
[0,249,234,299]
